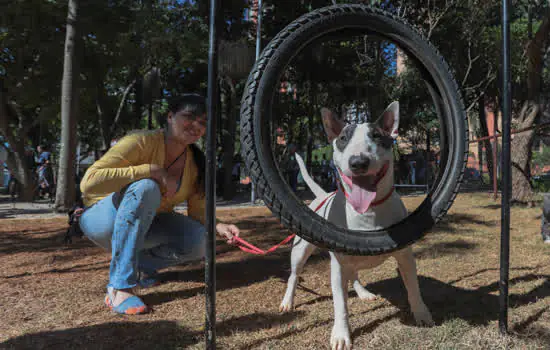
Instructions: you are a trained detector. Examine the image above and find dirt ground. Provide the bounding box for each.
[1,193,550,349]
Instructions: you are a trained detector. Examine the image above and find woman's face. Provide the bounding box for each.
[167,110,207,145]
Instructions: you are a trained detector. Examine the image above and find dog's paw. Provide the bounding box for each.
[331,324,352,350]
[412,306,434,326]
[354,286,378,301]
[357,291,378,301]
[279,300,294,313]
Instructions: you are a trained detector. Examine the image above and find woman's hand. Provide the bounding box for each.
[164,174,180,198]
[216,223,240,244]
[150,164,179,198]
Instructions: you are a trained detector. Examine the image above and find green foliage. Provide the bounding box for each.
[1,0,549,195]
[532,145,550,169]
[533,179,550,193]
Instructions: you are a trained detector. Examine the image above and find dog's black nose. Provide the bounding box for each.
[349,155,370,171]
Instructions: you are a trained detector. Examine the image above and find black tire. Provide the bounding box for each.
[240,5,468,255]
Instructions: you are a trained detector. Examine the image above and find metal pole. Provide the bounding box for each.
[76,142,80,176]
[499,0,511,335]
[426,129,431,193]
[205,0,220,348]
[251,0,263,204]
[493,132,498,200]
[256,0,263,59]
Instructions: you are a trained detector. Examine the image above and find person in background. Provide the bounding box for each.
[36,144,53,197]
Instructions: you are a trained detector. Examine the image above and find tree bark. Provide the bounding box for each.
[55,0,80,212]
[96,81,109,150]
[0,83,35,200]
[478,96,494,184]
[511,102,538,203]
[134,76,143,129]
[510,10,550,202]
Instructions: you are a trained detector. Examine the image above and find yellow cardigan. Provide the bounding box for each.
[80,129,206,224]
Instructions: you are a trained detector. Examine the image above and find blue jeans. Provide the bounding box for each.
[79,179,206,290]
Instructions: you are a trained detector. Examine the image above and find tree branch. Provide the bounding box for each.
[110,78,137,135]
[426,0,457,39]
[461,43,481,86]
[465,71,496,113]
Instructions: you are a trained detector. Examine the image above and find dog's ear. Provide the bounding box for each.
[321,107,345,142]
[377,101,399,138]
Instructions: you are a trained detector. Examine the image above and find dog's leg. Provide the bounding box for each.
[395,247,434,326]
[330,253,352,350]
[280,236,316,312]
[352,272,378,301]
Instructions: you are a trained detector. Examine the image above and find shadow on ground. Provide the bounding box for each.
[0,311,306,350]
[0,208,56,219]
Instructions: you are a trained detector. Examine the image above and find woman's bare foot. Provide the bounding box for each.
[111,288,136,306]
[106,287,149,314]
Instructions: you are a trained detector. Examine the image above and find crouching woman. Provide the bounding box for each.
[79,94,240,315]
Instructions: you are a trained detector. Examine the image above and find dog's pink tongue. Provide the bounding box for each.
[349,178,376,214]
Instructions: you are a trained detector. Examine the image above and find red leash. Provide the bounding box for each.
[232,192,337,255]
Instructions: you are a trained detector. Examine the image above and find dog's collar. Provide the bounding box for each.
[337,163,394,208]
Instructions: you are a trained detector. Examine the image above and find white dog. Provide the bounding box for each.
[279,102,433,349]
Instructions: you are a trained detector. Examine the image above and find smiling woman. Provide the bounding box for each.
[77,94,241,316]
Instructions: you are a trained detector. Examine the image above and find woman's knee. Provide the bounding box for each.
[126,179,161,207]
[193,234,206,259]
[79,195,117,250]
[174,226,206,261]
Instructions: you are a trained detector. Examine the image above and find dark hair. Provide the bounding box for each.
[190,143,206,196]
[168,93,206,117]
[165,93,207,195]
[157,93,206,127]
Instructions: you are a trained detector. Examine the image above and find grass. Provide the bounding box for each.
[1,193,550,349]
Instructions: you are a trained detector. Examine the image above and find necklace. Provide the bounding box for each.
[167,147,188,170]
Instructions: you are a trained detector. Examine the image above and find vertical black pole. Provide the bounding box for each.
[206,0,219,348]
[426,130,431,193]
[256,0,263,58]
[499,0,511,335]
[148,103,153,130]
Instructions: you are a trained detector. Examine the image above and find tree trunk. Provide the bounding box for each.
[148,103,153,130]
[96,81,109,150]
[478,96,494,184]
[511,102,538,203]
[55,0,79,212]
[134,76,143,128]
[510,9,550,202]
[0,84,35,201]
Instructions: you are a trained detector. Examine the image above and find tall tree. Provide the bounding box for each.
[510,4,550,203]
[55,0,80,211]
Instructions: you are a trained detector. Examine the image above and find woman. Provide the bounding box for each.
[79,93,240,315]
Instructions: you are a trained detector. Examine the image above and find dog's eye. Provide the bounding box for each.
[339,134,347,142]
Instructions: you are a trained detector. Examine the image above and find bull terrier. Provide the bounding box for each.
[279,102,433,350]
